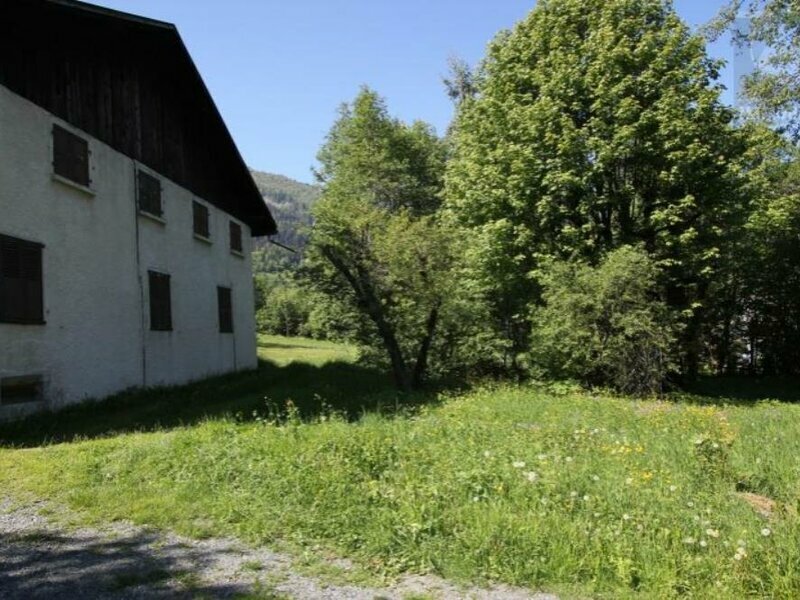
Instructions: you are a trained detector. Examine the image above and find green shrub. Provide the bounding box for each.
[530,246,676,394]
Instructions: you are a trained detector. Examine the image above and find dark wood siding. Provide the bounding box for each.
[0,0,276,236]
[0,234,44,325]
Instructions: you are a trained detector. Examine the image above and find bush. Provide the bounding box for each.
[530,247,676,394]
[256,284,312,337]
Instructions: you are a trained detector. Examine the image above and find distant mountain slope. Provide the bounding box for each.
[249,169,321,274]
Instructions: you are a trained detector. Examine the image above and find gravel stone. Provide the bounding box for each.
[0,498,557,599]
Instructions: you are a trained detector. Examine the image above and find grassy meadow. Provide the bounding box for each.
[2,337,800,598]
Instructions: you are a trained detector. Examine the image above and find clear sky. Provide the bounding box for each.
[91,1,734,183]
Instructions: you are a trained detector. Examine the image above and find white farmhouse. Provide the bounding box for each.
[0,0,277,420]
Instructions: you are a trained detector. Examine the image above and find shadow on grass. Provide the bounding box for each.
[676,375,800,405]
[0,359,440,449]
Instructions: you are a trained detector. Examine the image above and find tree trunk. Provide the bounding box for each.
[320,246,413,391]
[412,302,440,388]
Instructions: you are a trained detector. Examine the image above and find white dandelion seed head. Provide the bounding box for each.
[761,528,771,537]
[512,461,526,469]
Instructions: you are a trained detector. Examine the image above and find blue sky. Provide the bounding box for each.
[93,1,734,183]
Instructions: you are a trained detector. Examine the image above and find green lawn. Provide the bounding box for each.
[2,338,800,598]
[257,334,358,367]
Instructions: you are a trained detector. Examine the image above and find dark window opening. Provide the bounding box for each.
[148,271,172,331]
[0,375,43,405]
[0,234,44,325]
[193,201,210,239]
[53,124,90,187]
[137,170,163,217]
[229,221,243,253]
[218,286,233,333]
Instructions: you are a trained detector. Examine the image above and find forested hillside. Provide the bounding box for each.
[249,170,320,274]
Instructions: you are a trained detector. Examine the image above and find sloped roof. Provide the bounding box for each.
[0,0,277,236]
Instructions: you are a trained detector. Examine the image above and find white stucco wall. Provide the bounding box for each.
[0,84,259,420]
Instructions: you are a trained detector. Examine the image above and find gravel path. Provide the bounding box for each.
[0,499,556,600]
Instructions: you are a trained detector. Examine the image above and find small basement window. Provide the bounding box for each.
[193,201,210,239]
[0,234,44,325]
[217,286,233,333]
[0,375,43,405]
[229,221,243,254]
[137,170,163,218]
[148,271,172,331]
[53,124,90,187]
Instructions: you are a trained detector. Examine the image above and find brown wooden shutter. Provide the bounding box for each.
[148,271,172,331]
[137,170,162,217]
[0,234,44,324]
[193,201,210,238]
[229,221,242,253]
[217,286,233,333]
[53,124,90,186]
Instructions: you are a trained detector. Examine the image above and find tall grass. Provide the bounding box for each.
[1,339,799,598]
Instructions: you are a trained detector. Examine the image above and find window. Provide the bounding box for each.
[137,170,162,218]
[193,201,210,239]
[0,234,44,325]
[217,286,233,333]
[229,221,243,254]
[53,124,90,187]
[0,375,42,405]
[148,271,172,331]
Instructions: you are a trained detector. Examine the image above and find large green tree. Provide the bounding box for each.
[307,88,475,390]
[445,0,749,375]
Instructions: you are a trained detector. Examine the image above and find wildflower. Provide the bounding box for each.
[537,454,547,461]
[524,471,539,483]
[761,528,771,537]
[512,461,526,468]
[687,501,695,508]
[483,451,491,458]
[706,528,720,538]
[592,475,600,482]
[565,456,573,463]
[734,547,747,561]
[700,540,708,548]
[683,537,695,545]
[669,485,677,492]
[625,477,634,485]
[570,491,578,498]
[583,494,590,501]
[623,513,631,521]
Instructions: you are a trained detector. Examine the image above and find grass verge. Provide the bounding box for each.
[1,338,800,597]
